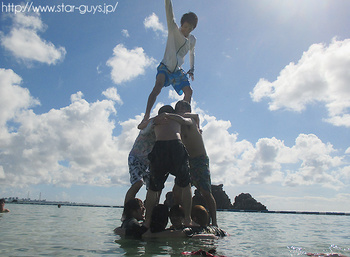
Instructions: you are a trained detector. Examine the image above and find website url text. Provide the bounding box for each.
[1,2,119,15]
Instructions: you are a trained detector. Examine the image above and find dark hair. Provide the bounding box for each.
[123,198,143,220]
[158,105,175,115]
[0,198,5,204]
[175,100,191,113]
[181,12,198,29]
[191,205,209,227]
[150,204,169,233]
[169,204,185,218]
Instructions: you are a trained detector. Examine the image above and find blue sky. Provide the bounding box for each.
[1,0,350,212]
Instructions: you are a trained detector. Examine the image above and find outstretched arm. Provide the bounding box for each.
[182,113,200,129]
[163,113,193,126]
[138,118,154,130]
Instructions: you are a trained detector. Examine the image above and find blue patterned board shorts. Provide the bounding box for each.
[189,155,212,193]
[156,63,190,96]
[128,154,150,188]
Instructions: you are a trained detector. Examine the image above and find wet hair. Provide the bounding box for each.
[0,198,5,204]
[150,204,169,233]
[175,100,191,113]
[181,12,198,29]
[169,204,185,229]
[123,198,143,220]
[191,205,209,227]
[158,105,175,115]
[169,204,185,219]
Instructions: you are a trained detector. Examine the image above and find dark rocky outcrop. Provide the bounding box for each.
[232,193,267,211]
[164,185,268,211]
[192,184,233,209]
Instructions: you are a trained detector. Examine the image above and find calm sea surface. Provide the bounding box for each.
[1,204,349,256]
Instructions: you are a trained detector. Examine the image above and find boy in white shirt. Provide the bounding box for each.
[140,0,198,124]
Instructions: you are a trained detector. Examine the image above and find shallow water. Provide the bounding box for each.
[0,204,349,256]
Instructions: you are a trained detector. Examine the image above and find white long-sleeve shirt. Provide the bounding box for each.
[162,0,196,73]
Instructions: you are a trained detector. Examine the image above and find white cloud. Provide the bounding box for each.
[283,134,344,189]
[250,38,350,127]
[144,13,167,37]
[121,29,130,38]
[200,113,347,189]
[168,89,183,101]
[0,11,66,65]
[0,166,5,179]
[260,193,350,212]
[106,44,156,84]
[346,147,350,155]
[0,71,134,187]
[102,87,123,105]
[0,68,40,127]
[0,75,349,192]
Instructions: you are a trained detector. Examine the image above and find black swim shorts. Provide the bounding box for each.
[148,140,190,191]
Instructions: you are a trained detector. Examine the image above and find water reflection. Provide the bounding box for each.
[115,236,220,256]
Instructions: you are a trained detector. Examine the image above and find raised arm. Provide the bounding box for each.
[165,0,177,31]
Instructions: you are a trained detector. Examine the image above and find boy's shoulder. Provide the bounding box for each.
[189,34,196,45]
[184,225,228,237]
[121,217,139,229]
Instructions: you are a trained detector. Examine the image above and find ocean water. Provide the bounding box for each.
[0,204,349,257]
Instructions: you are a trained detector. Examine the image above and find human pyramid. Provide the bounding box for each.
[115,0,227,240]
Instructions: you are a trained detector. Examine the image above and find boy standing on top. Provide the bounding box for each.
[140,0,198,124]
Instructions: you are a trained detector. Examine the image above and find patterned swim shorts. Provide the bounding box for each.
[128,154,150,188]
[189,155,212,193]
[156,63,190,96]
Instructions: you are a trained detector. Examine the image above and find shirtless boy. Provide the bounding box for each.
[144,105,193,228]
[171,100,218,226]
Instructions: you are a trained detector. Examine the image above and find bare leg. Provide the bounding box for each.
[182,85,193,103]
[180,184,193,226]
[200,188,217,226]
[172,184,182,205]
[142,74,165,122]
[144,189,161,228]
[124,180,143,205]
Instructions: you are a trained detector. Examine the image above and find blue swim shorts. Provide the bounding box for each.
[156,63,190,96]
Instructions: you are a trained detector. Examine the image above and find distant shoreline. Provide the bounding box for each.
[7,202,349,216]
[216,209,350,216]
[7,201,123,209]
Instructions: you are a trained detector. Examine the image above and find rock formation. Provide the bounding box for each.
[164,184,268,211]
[192,184,233,209]
[232,193,267,211]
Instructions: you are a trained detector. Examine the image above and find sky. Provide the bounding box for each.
[1,0,350,212]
